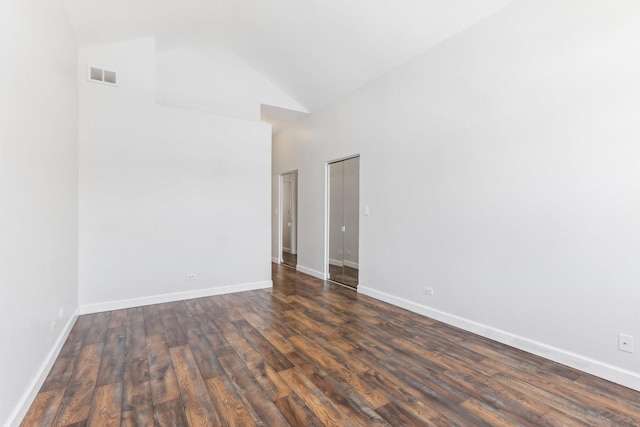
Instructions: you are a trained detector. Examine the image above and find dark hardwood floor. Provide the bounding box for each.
[23,263,640,426]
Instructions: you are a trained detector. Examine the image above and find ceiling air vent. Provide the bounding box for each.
[88,66,118,86]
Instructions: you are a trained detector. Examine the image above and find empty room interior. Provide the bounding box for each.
[3,0,640,425]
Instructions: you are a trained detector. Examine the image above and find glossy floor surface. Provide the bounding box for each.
[23,264,640,426]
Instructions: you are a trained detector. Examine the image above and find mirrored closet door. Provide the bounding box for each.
[281,171,298,268]
[328,157,359,288]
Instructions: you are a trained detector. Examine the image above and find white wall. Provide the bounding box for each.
[273,0,640,388]
[79,38,272,309]
[0,0,79,424]
[156,41,307,121]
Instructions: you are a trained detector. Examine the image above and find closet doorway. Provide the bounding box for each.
[327,156,359,288]
[281,171,298,268]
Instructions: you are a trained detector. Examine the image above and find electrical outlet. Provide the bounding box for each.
[52,317,58,331]
[619,333,634,353]
[187,274,197,280]
[423,287,434,296]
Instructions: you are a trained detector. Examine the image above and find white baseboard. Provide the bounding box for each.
[79,281,272,315]
[358,286,640,392]
[272,257,280,264]
[296,264,326,280]
[283,247,291,253]
[6,308,80,427]
[329,258,343,267]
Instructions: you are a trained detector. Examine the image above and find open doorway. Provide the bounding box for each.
[281,171,298,268]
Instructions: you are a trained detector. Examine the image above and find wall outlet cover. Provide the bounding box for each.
[618,333,634,353]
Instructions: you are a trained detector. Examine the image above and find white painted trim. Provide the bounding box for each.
[296,264,326,280]
[272,257,280,264]
[329,258,343,267]
[6,307,80,427]
[358,286,640,392]
[79,281,272,315]
[283,247,292,253]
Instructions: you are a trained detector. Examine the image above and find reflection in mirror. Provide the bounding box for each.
[329,162,345,283]
[281,171,298,268]
[328,157,359,288]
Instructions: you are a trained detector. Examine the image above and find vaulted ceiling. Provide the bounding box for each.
[62,0,517,112]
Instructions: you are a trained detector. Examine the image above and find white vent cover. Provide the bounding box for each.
[88,66,118,86]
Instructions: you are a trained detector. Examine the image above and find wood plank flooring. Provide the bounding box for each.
[23,263,640,426]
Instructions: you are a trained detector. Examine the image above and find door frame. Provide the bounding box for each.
[324,155,360,283]
[279,169,298,266]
